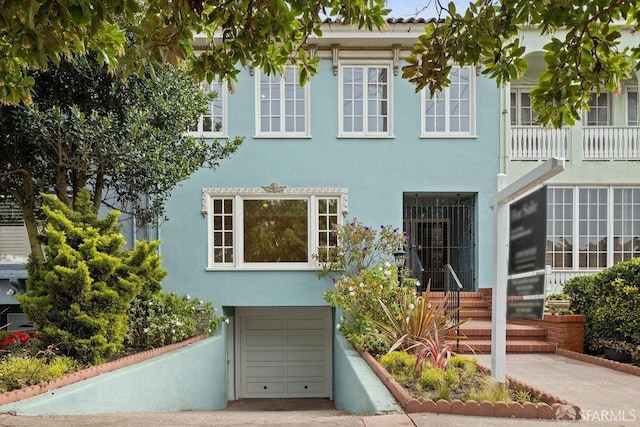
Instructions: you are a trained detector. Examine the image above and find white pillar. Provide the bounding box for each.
[491,174,508,383]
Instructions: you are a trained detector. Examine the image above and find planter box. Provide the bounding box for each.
[510,314,586,353]
[359,350,581,420]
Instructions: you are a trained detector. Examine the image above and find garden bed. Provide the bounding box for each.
[360,350,581,420]
[0,334,210,406]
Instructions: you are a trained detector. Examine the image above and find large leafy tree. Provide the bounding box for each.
[0,55,242,262]
[0,0,389,105]
[403,0,640,127]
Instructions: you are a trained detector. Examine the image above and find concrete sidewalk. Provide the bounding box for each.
[1,353,638,426]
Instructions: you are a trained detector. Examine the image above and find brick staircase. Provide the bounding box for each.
[430,291,556,354]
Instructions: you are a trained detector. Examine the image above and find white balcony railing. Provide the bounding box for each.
[545,269,598,295]
[510,126,569,160]
[583,126,640,160]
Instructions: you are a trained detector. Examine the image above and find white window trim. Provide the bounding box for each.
[186,81,228,138]
[254,67,311,138]
[420,65,476,138]
[338,61,394,138]
[202,186,347,270]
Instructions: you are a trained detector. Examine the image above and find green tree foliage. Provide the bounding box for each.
[17,190,166,365]
[0,54,242,261]
[0,0,389,105]
[403,0,640,127]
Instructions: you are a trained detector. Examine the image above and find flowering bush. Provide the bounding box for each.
[315,219,407,278]
[126,292,225,350]
[0,331,42,352]
[320,219,420,356]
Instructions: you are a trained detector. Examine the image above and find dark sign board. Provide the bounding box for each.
[509,186,547,275]
[507,298,545,320]
[507,274,545,297]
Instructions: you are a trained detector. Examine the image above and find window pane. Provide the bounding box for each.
[243,199,308,262]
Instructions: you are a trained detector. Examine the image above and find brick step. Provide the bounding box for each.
[450,339,556,354]
[458,308,492,320]
[456,324,547,339]
[428,291,485,299]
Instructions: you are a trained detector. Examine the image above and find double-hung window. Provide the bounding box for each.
[188,81,226,137]
[256,67,310,137]
[203,187,345,269]
[422,66,475,137]
[585,92,610,126]
[510,88,537,126]
[339,63,392,137]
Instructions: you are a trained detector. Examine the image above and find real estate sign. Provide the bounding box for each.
[507,186,547,320]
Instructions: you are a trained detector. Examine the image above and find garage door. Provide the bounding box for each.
[238,307,332,398]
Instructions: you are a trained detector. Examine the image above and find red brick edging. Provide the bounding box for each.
[556,348,640,377]
[0,334,210,406]
[359,350,581,420]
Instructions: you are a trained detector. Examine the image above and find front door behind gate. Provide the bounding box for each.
[410,219,449,291]
[404,194,475,291]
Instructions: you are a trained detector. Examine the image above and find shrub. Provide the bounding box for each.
[18,190,166,365]
[126,292,224,350]
[419,366,444,390]
[563,258,640,350]
[0,355,79,393]
[379,351,416,385]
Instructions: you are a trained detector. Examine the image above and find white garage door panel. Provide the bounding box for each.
[239,307,331,398]
[246,334,286,346]
[287,381,326,394]
[287,349,325,362]
[245,366,286,377]
[286,333,324,346]
[287,365,325,377]
[246,382,285,394]
[245,318,285,330]
[245,350,284,362]
[287,318,325,329]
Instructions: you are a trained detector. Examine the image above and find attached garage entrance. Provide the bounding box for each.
[236,307,332,398]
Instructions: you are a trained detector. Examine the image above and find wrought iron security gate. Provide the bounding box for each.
[403,194,475,291]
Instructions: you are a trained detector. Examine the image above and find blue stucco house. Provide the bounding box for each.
[156,19,500,402]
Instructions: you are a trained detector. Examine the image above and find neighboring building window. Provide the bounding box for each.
[585,92,610,126]
[546,187,574,269]
[188,81,226,136]
[627,87,638,126]
[422,66,475,137]
[339,64,392,137]
[256,67,309,137]
[510,88,537,126]
[546,186,640,270]
[613,188,640,263]
[203,187,346,269]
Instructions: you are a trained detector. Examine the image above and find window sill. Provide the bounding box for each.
[419,134,478,139]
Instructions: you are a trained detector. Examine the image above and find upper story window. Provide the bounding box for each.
[585,92,610,126]
[255,67,310,137]
[510,88,537,126]
[627,87,638,126]
[422,66,475,137]
[187,81,226,137]
[203,186,346,269]
[339,63,392,137]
